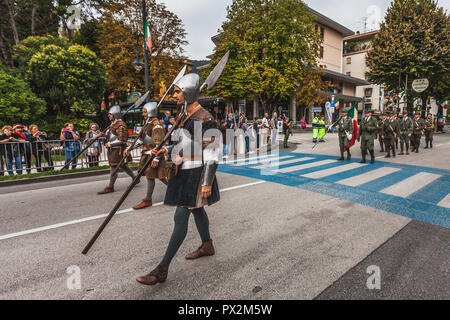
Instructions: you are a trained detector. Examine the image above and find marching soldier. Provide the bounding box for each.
[398,111,413,155]
[98,106,137,194]
[394,112,400,149]
[312,113,320,143]
[125,102,169,210]
[377,113,387,152]
[136,73,221,286]
[319,115,326,142]
[424,114,435,149]
[335,108,353,161]
[381,112,400,158]
[411,113,425,153]
[357,109,377,164]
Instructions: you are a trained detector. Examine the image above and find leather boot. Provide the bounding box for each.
[133,199,152,210]
[425,141,429,149]
[185,240,215,260]
[347,151,351,161]
[385,150,391,158]
[98,187,114,195]
[370,150,375,164]
[430,141,433,149]
[360,152,366,164]
[392,148,396,158]
[338,151,344,161]
[136,263,169,285]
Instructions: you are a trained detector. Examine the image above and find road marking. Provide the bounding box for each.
[221,154,278,165]
[302,163,366,179]
[0,181,266,242]
[252,157,314,169]
[380,172,442,198]
[235,155,293,166]
[437,194,450,209]
[336,167,401,187]
[277,160,336,174]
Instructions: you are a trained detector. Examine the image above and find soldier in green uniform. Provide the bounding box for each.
[394,112,400,149]
[319,115,326,142]
[334,108,354,161]
[381,112,400,158]
[411,113,425,153]
[312,113,320,143]
[377,113,387,152]
[357,109,378,163]
[398,111,413,155]
[424,114,435,149]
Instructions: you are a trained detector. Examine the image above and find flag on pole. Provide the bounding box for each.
[345,99,362,151]
[145,19,152,53]
[440,98,448,109]
[335,99,340,110]
[398,88,407,99]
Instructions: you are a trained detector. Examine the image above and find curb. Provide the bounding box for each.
[0,167,139,188]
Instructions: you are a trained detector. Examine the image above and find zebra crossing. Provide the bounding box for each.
[218,152,450,229]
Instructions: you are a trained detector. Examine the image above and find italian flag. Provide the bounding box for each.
[145,19,152,52]
[345,99,362,151]
[440,98,448,109]
[335,99,340,110]
[398,88,407,99]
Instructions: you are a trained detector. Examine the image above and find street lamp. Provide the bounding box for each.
[132,35,144,72]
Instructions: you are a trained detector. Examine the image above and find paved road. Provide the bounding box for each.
[0,132,448,299]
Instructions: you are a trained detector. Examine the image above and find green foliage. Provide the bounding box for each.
[13,35,70,77]
[0,68,46,128]
[367,0,450,111]
[25,41,107,118]
[206,0,321,113]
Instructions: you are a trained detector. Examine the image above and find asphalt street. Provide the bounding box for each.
[0,131,448,300]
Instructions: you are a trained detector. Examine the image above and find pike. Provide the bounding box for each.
[60,91,150,171]
[109,65,188,178]
[82,51,230,255]
[312,117,341,150]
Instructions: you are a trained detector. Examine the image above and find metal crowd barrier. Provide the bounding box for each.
[0,137,142,176]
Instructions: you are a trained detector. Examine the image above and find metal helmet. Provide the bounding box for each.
[143,102,158,118]
[174,73,200,104]
[108,105,122,119]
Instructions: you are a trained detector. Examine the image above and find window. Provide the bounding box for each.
[346,72,351,76]
[320,27,325,41]
[320,46,324,59]
[347,57,351,64]
[365,88,373,97]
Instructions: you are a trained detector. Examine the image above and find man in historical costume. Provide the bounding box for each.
[398,112,413,155]
[357,109,378,164]
[411,113,425,153]
[335,108,354,161]
[424,114,435,149]
[98,105,138,195]
[381,112,400,158]
[125,102,169,210]
[136,73,221,286]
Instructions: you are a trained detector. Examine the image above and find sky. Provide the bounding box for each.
[158,0,450,60]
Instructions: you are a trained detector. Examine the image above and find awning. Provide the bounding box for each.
[321,68,371,86]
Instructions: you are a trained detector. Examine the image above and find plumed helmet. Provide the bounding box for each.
[174,73,200,104]
[143,102,158,118]
[108,105,122,119]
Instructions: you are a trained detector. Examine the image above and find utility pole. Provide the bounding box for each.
[142,0,149,101]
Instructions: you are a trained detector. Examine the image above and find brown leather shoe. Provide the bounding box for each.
[136,263,169,286]
[185,240,215,260]
[97,187,114,195]
[398,152,405,155]
[133,199,152,210]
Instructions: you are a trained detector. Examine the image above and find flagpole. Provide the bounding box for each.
[143,0,149,101]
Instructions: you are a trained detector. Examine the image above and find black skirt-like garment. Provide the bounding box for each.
[164,166,220,208]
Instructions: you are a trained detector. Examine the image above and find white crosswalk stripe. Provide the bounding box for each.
[277,159,336,174]
[222,154,279,165]
[336,167,401,187]
[380,172,442,198]
[252,157,314,169]
[302,163,367,179]
[238,155,293,166]
[437,194,450,209]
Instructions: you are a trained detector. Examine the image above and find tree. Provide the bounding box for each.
[0,66,46,128]
[367,0,450,115]
[25,40,107,126]
[207,0,322,113]
[96,0,188,100]
[296,68,329,108]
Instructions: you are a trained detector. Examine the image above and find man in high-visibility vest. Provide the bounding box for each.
[312,113,320,143]
[319,115,326,142]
